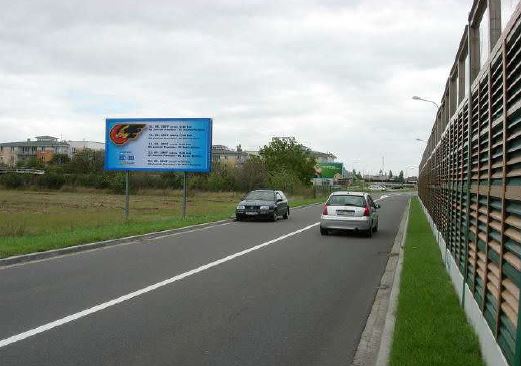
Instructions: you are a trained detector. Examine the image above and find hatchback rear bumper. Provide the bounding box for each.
[320,215,372,231]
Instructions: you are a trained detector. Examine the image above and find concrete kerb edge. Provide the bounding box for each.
[374,197,410,366]
[351,197,410,366]
[0,201,323,268]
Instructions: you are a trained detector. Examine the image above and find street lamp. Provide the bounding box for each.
[412,96,439,109]
[406,165,419,178]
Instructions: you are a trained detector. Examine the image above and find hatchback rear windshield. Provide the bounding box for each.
[245,191,275,201]
[327,195,366,207]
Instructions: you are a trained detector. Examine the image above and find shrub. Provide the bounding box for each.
[268,170,302,194]
[37,173,65,189]
[0,173,24,189]
[109,173,127,194]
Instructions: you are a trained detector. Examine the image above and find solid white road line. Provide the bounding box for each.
[148,221,234,240]
[0,222,320,349]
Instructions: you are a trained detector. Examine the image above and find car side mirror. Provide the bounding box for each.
[276,198,283,202]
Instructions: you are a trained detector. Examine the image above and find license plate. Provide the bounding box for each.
[337,210,354,216]
[246,212,258,215]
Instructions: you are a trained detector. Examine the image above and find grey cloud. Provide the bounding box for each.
[0,0,473,173]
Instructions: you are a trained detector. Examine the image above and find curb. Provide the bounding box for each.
[375,198,409,365]
[351,197,410,366]
[0,201,323,268]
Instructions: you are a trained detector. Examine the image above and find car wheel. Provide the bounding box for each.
[283,208,289,219]
[236,216,242,222]
[271,210,278,222]
[320,227,328,235]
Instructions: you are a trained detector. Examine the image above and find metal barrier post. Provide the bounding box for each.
[125,171,130,220]
[182,172,187,218]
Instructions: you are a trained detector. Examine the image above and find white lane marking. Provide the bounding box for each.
[148,221,234,241]
[0,222,320,349]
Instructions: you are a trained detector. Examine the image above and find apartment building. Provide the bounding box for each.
[0,136,69,166]
[0,136,105,166]
[67,140,105,156]
[211,145,250,166]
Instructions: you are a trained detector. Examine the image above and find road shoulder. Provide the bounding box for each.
[351,197,410,366]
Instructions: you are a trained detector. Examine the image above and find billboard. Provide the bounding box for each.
[104,118,212,172]
[316,162,343,178]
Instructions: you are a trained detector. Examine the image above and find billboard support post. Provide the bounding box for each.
[182,172,187,218]
[125,171,130,220]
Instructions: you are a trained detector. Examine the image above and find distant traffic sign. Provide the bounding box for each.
[104,118,212,172]
[316,162,343,178]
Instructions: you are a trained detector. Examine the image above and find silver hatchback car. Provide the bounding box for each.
[320,191,380,237]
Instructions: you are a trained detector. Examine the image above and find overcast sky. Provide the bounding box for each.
[1,0,473,175]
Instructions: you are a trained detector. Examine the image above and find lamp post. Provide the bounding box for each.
[406,165,419,178]
[412,95,439,109]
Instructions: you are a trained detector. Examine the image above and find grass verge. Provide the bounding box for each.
[0,189,326,258]
[390,198,484,366]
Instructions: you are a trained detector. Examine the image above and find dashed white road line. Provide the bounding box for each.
[0,222,320,349]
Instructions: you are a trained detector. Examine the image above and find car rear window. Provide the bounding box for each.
[245,191,275,201]
[327,195,366,207]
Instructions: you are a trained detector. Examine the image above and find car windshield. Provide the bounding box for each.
[327,195,366,207]
[245,191,275,201]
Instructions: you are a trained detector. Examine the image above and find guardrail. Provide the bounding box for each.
[0,168,45,175]
[418,2,521,365]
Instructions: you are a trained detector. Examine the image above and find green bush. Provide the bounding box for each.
[161,173,183,189]
[268,170,302,194]
[94,174,112,189]
[37,173,65,189]
[109,173,127,194]
[0,173,24,189]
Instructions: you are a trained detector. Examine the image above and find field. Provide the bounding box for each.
[0,189,324,258]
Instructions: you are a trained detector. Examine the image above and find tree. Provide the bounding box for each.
[398,170,405,182]
[50,154,71,166]
[18,157,45,169]
[207,162,236,191]
[259,137,315,186]
[389,170,393,179]
[234,156,268,191]
[66,149,104,174]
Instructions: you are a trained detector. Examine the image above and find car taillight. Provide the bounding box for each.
[322,205,328,215]
[363,205,370,216]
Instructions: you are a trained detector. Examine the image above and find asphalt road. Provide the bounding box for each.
[0,194,408,366]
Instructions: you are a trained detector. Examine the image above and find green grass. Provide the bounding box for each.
[390,198,484,366]
[0,189,326,258]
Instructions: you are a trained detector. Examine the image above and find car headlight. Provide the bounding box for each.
[260,205,270,210]
[237,205,245,210]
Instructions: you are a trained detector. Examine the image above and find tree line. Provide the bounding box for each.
[0,137,317,194]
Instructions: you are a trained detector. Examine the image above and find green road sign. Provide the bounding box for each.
[316,162,343,178]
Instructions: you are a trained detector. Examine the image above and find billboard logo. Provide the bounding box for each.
[109,124,146,145]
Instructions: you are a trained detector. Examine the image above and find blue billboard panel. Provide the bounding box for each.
[104,118,212,172]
